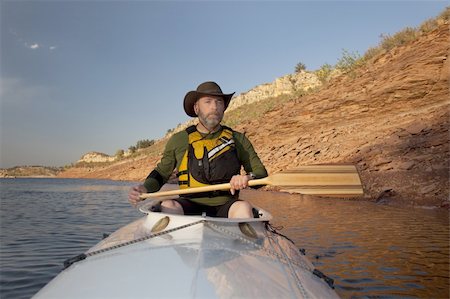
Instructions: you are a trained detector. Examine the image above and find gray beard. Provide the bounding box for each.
[197,111,222,131]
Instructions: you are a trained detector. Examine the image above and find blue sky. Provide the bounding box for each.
[1,1,448,168]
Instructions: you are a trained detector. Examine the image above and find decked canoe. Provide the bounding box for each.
[33,201,339,298]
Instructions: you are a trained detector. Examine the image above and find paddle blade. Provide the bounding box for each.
[268,165,363,197]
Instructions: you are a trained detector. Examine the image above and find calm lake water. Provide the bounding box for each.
[1,178,448,298]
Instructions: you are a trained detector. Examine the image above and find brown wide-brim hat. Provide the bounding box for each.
[183,81,235,117]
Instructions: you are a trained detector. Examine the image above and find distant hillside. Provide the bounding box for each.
[58,11,449,208]
[0,166,62,178]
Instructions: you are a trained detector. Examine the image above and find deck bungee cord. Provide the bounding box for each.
[63,219,206,269]
[62,217,335,290]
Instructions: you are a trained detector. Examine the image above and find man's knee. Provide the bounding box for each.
[161,199,184,215]
[228,200,253,218]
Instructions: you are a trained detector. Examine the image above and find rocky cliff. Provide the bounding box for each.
[58,23,449,208]
[77,152,117,164]
[238,24,449,208]
[227,71,321,111]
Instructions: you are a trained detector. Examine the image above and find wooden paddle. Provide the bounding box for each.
[139,165,363,200]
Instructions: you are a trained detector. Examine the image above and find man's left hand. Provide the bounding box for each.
[229,174,252,195]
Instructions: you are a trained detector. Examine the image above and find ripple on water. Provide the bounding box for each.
[1,181,449,299]
[241,189,449,299]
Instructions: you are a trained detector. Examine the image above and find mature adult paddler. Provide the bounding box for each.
[128,81,267,218]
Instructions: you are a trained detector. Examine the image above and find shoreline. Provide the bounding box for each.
[2,176,449,212]
[0,175,57,179]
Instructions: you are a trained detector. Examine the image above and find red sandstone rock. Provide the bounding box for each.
[58,24,450,208]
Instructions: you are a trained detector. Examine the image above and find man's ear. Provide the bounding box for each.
[194,102,199,115]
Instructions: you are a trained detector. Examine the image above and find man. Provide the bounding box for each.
[128,81,267,218]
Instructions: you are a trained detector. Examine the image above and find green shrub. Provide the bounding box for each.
[315,63,334,83]
[379,27,418,52]
[136,139,155,149]
[363,7,448,63]
[363,46,384,62]
[419,7,449,33]
[335,49,364,73]
[115,149,124,158]
[419,18,439,33]
[128,146,137,153]
[295,62,307,73]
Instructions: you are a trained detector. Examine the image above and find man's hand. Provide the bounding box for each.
[229,174,252,195]
[128,185,148,205]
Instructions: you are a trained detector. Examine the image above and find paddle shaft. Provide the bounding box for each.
[139,178,267,199]
[138,165,363,199]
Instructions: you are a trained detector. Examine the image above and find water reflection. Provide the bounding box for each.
[0,178,140,299]
[241,189,449,298]
[1,179,448,299]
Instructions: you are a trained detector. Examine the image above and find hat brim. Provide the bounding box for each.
[183,91,235,117]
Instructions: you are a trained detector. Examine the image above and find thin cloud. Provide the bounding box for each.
[9,29,56,52]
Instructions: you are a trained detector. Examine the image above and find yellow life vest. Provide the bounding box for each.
[177,125,241,190]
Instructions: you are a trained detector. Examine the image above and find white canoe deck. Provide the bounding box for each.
[33,204,339,299]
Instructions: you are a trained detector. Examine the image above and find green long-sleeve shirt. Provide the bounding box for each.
[144,126,267,206]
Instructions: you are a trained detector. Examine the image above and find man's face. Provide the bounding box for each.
[194,96,225,130]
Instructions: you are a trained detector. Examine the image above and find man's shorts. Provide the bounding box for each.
[174,198,241,218]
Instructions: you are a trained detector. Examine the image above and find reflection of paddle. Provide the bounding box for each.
[139,165,363,200]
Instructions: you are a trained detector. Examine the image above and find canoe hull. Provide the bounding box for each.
[33,207,339,298]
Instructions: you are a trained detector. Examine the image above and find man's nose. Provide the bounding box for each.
[211,100,219,110]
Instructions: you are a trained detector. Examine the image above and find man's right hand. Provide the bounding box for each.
[128,185,148,205]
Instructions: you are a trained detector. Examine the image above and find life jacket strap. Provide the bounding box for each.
[176,170,188,177]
